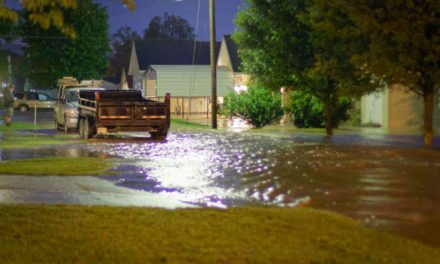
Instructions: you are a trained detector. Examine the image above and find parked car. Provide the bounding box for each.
[54,87,105,132]
[14,91,56,112]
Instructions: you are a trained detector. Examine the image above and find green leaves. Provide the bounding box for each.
[143,12,194,40]
[222,86,283,128]
[290,90,350,128]
[22,0,110,87]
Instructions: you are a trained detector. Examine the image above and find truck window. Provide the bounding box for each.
[38,93,49,101]
[66,91,79,103]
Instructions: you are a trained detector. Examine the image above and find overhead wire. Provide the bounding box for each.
[188,0,202,109]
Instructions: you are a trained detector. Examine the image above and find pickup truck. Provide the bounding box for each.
[54,76,105,132]
[77,90,170,139]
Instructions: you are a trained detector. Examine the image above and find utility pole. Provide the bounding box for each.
[209,0,217,129]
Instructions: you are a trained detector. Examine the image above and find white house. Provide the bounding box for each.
[217,35,250,92]
[145,65,233,114]
[128,37,245,115]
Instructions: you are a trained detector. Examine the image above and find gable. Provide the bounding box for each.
[222,35,242,73]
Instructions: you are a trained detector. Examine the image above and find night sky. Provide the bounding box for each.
[99,0,247,40]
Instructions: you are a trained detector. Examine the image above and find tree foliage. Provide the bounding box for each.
[222,87,283,128]
[290,90,350,128]
[107,12,194,77]
[108,26,140,76]
[234,0,313,90]
[143,12,194,40]
[0,0,135,39]
[21,0,110,88]
[318,0,440,146]
[234,0,374,135]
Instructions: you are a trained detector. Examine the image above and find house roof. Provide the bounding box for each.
[223,35,242,72]
[133,39,220,69]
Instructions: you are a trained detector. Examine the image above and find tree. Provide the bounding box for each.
[108,26,140,76]
[234,0,373,135]
[290,90,350,128]
[320,0,440,147]
[0,0,135,39]
[21,0,110,87]
[143,12,194,40]
[222,86,283,128]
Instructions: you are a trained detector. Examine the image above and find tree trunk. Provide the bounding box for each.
[323,94,333,136]
[422,89,435,147]
[280,87,292,126]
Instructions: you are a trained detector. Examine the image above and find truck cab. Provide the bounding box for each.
[54,77,105,132]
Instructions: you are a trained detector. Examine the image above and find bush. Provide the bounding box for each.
[290,90,351,128]
[222,86,283,128]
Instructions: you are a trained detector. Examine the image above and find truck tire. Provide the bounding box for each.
[83,118,94,139]
[55,119,62,131]
[79,118,85,139]
[63,115,69,133]
[150,128,168,140]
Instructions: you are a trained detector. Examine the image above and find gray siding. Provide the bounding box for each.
[151,65,234,97]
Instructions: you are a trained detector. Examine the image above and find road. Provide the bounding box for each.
[1,110,440,247]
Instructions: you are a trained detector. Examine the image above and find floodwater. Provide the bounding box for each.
[1,128,440,247]
[90,131,440,247]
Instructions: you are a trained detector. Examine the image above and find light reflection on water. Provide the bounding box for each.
[86,131,440,247]
[1,130,440,246]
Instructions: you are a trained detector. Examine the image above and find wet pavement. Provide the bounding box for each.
[0,175,192,208]
[1,111,440,247]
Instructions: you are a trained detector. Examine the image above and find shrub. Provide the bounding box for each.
[222,86,283,128]
[290,90,351,128]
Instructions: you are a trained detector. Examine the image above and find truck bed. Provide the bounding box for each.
[78,90,170,139]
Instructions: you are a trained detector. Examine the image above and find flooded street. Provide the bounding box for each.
[87,131,440,247]
[1,123,440,247]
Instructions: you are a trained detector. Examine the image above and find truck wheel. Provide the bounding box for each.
[150,128,168,140]
[79,118,85,139]
[83,118,94,139]
[55,119,62,131]
[63,115,69,133]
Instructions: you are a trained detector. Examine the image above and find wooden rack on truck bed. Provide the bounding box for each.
[78,90,170,139]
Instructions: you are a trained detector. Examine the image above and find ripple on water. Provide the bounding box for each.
[83,131,440,246]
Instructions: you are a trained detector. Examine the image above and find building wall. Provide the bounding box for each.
[146,80,156,97]
[387,84,440,135]
[217,41,232,71]
[154,96,211,114]
[151,65,234,97]
[387,85,423,134]
[362,84,440,135]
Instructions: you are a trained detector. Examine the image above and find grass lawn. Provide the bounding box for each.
[0,157,111,176]
[0,121,79,149]
[171,118,211,131]
[0,135,78,149]
[0,205,439,263]
[0,121,42,131]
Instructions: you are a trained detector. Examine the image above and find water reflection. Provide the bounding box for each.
[1,130,440,246]
[88,132,440,246]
